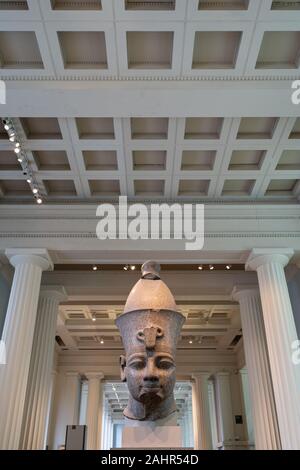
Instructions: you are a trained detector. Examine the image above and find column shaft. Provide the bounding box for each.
[215,372,234,444]
[86,374,103,450]
[0,252,51,449]
[193,374,212,450]
[21,288,66,449]
[247,250,300,449]
[233,287,281,450]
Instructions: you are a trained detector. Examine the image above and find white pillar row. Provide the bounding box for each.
[85,372,104,450]
[215,372,235,445]
[192,373,213,450]
[246,249,300,450]
[0,249,53,450]
[20,286,67,450]
[232,286,281,450]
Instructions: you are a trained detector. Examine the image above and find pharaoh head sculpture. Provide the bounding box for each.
[116,261,185,421]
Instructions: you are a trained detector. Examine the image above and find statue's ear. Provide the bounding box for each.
[120,355,126,382]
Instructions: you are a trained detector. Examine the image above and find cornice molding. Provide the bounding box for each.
[1,74,300,82]
[0,231,299,239]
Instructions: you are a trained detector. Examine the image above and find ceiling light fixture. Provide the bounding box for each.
[100,339,104,344]
[189,339,193,344]
[2,118,43,205]
[130,265,136,271]
[198,265,203,270]
[92,317,96,322]
[226,265,232,270]
[92,265,98,271]
[209,265,215,270]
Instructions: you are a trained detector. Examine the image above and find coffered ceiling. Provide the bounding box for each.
[0,0,299,205]
[57,301,242,352]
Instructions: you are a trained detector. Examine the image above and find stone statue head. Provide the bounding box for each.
[116,261,185,421]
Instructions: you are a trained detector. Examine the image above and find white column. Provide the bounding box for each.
[191,379,199,450]
[246,249,300,450]
[192,373,213,450]
[50,371,81,450]
[215,372,235,444]
[109,417,114,449]
[101,408,108,450]
[232,286,281,450]
[20,287,67,450]
[85,373,104,450]
[239,369,254,445]
[208,381,218,450]
[0,249,52,450]
[65,372,81,426]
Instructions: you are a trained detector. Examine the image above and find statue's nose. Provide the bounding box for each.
[143,359,159,383]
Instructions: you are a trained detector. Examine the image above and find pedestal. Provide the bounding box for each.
[122,425,182,449]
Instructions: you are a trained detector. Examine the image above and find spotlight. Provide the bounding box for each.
[36,198,43,205]
[100,339,104,345]
[14,147,20,154]
[92,265,98,271]
[17,156,23,163]
[4,124,10,131]
[32,188,38,194]
[226,265,231,270]
[130,265,136,271]
[123,265,129,271]
[92,317,96,322]
[15,142,20,148]
[198,265,203,270]
[26,178,32,184]
[189,339,193,345]
[209,265,215,271]
[9,136,16,142]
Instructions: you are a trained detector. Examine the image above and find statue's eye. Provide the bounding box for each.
[128,359,146,370]
[157,359,174,370]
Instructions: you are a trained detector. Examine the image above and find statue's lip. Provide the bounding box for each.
[140,384,160,390]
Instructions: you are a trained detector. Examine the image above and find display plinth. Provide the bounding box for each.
[122,425,182,449]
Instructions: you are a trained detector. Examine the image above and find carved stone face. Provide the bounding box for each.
[121,349,176,405]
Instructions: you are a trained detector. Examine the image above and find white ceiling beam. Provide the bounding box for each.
[1,79,299,117]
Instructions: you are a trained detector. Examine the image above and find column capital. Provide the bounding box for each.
[192,372,211,380]
[232,285,260,302]
[5,249,53,271]
[85,372,104,381]
[246,248,294,272]
[40,286,67,303]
